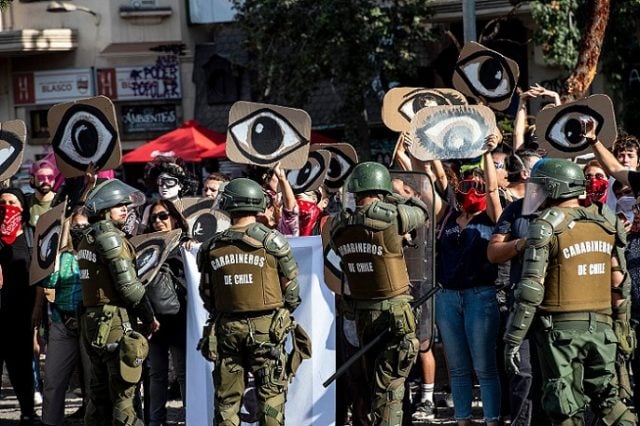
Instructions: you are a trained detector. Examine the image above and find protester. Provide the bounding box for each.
[144,200,189,426]
[0,187,41,425]
[27,159,58,227]
[259,162,299,236]
[40,209,91,426]
[202,172,230,199]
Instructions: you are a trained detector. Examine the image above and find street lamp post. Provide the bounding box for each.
[46,1,101,25]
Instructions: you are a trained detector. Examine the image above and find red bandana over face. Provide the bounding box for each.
[0,204,22,244]
[298,199,322,236]
[584,177,608,207]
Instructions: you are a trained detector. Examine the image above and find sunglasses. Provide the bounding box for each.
[150,211,170,222]
[157,177,179,188]
[36,174,55,182]
[493,161,505,170]
[457,179,486,195]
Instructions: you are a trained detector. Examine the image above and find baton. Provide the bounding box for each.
[322,285,440,388]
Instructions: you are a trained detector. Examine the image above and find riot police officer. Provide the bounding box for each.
[329,162,429,426]
[197,178,310,426]
[78,179,158,426]
[504,158,636,426]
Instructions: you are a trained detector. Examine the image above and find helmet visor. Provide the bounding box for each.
[522,181,548,215]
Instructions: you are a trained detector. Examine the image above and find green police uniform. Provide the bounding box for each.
[504,159,636,426]
[197,178,310,426]
[78,180,152,426]
[329,162,428,426]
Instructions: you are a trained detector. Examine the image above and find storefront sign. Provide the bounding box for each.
[121,105,177,133]
[13,69,94,106]
[97,56,182,101]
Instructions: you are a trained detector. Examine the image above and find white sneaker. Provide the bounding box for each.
[34,391,43,406]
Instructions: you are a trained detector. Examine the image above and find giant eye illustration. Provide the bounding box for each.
[410,106,495,161]
[322,146,358,192]
[453,42,519,110]
[287,150,330,194]
[184,198,220,242]
[544,105,604,153]
[228,108,309,165]
[398,89,451,122]
[37,222,61,269]
[51,104,117,171]
[0,129,23,179]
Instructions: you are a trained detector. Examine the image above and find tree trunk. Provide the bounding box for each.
[564,0,610,101]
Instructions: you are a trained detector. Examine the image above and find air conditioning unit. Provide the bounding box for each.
[129,0,157,8]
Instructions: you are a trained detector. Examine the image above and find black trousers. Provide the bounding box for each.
[0,312,35,418]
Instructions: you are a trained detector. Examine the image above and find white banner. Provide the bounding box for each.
[183,236,336,425]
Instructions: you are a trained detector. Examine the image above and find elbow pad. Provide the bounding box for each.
[284,278,301,313]
[264,231,299,281]
[397,203,428,234]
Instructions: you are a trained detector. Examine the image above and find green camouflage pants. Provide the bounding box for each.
[354,296,419,426]
[534,318,636,426]
[214,311,289,426]
[81,308,143,426]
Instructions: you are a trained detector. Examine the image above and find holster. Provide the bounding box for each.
[269,308,292,343]
[92,305,117,349]
[286,322,312,378]
[197,319,217,362]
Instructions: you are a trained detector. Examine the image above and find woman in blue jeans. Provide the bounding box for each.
[425,136,503,425]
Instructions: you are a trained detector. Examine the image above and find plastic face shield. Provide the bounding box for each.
[522,181,548,215]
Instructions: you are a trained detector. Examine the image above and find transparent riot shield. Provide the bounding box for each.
[390,171,436,347]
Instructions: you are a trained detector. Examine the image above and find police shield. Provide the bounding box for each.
[390,171,436,344]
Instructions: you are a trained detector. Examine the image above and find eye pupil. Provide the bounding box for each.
[297,163,312,185]
[72,120,99,157]
[479,58,504,91]
[251,117,283,155]
[564,119,584,145]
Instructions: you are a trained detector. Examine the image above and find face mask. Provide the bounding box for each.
[157,173,181,200]
[70,225,88,249]
[584,178,608,206]
[0,204,23,244]
[298,199,322,236]
[456,189,487,214]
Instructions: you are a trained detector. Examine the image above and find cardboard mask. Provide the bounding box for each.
[30,201,66,286]
[286,150,331,194]
[130,229,181,285]
[310,143,358,193]
[409,105,496,161]
[182,197,230,243]
[382,87,468,132]
[452,42,519,111]
[48,96,122,177]
[226,101,311,169]
[535,94,617,158]
[0,120,26,182]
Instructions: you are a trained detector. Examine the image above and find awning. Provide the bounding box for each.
[0,29,77,55]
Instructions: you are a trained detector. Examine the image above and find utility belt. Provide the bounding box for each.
[538,311,613,332]
[85,304,132,352]
[347,295,413,311]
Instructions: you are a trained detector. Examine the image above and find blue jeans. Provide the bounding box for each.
[436,286,501,422]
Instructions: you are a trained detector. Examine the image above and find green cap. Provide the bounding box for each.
[119,331,149,384]
[347,162,393,194]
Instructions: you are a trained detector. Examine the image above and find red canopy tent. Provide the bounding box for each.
[122,120,226,163]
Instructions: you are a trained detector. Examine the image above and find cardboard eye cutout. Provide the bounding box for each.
[226,101,311,169]
[382,87,468,132]
[452,42,519,111]
[535,94,617,159]
[48,96,122,177]
[182,197,230,243]
[0,120,26,182]
[286,150,331,194]
[310,143,358,193]
[30,201,66,286]
[408,105,496,161]
[321,222,343,294]
[130,229,181,285]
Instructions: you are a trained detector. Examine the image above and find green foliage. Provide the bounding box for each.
[231,0,434,149]
[530,0,583,69]
[0,0,12,11]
